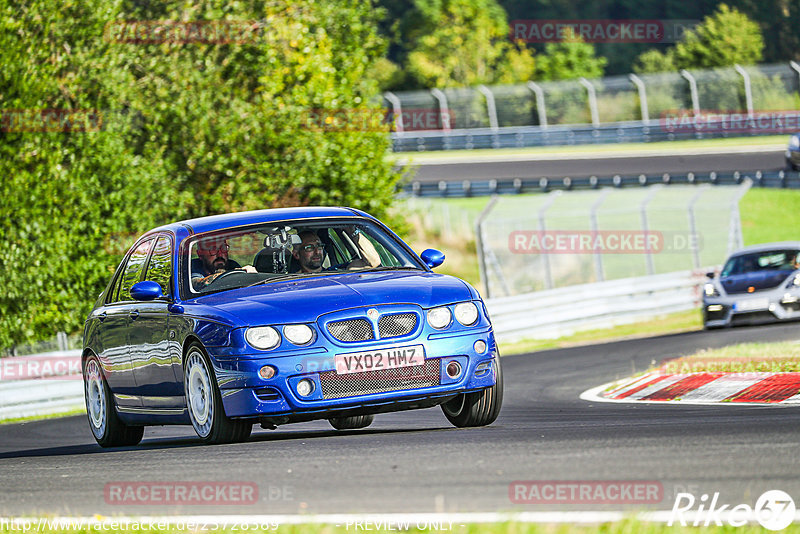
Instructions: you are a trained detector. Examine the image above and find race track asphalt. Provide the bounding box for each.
[2,322,800,516]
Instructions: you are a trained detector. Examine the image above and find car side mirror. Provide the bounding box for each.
[131,280,164,301]
[706,271,715,279]
[420,249,445,269]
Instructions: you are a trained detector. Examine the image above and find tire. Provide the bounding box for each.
[184,343,252,444]
[441,355,503,428]
[83,354,144,448]
[328,414,374,430]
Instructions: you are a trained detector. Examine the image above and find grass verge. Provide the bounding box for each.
[3,520,799,534]
[498,309,702,356]
[660,341,800,374]
[0,407,85,425]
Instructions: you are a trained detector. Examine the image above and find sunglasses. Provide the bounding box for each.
[300,244,325,252]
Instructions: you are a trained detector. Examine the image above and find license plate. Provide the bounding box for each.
[734,298,769,312]
[334,345,425,375]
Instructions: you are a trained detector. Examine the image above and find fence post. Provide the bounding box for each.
[477,85,499,131]
[791,61,800,94]
[475,196,499,298]
[629,73,649,123]
[639,185,663,276]
[589,189,611,282]
[728,179,753,255]
[680,70,700,116]
[734,65,753,117]
[527,81,548,128]
[579,77,600,127]
[430,88,451,131]
[383,91,403,133]
[686,186,710,270]
[538,190,562,289]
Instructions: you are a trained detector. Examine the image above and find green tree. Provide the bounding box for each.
[0,0,402,349]
[402,0,535,88]
[634,4,764,73]
[672,4,764,69]
[534,30,607,81]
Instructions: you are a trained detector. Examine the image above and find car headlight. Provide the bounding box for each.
[703,284,719,297]
[283,324,314,345]
[427,307,452,329]
[793,274,800,287]
[790,136,800,149]
[245,326,281,350]
[454,302,479,326]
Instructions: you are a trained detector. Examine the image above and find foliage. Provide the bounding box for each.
[391,0,535,89]
[634,4,764,74]
[0,0,402,349]
[671,4,764,70]
[534,30,606,82]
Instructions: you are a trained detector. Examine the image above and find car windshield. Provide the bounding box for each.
[184,218,423,296]
[721,250,800,276]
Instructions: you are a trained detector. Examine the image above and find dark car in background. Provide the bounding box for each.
[786,133,800,170]
[702,242,800,328]
[82,207,502,447]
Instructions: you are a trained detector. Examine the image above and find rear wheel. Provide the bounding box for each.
[83,355,144,448]
[442,356,503,428]
[328,414,374,430]
[184,343,252,444]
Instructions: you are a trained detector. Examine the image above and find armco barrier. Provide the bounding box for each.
[0,350,83,420]
[484,270,706,341]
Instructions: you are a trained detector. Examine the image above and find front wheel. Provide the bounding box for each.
[442,356,503,428]
[184,344,252,444]
[83,355,144,448]
[329,414,374,430]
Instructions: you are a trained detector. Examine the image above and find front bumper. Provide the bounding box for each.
[211,328,498,420]
[703,290,800,327]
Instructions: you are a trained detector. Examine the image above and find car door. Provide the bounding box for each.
[97,238,154,410]
[129,234,184,411]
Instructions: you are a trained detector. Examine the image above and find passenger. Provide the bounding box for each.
[292,228,380,273]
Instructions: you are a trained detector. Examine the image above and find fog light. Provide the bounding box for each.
[296,379,314,397]
[474,340,487,354]
[259,365,277,380]
[707,304,723,312]
[446,360,462,378]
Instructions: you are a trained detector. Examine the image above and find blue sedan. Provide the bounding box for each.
[82,207,502,446]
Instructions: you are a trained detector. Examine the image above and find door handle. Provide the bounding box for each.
[129,310,140,320]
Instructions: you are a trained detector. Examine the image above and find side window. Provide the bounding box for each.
[145,235,172,297]
[118,239,154,302]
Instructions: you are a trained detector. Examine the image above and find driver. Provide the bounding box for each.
[291,228,380,273]
[192,237,255,288]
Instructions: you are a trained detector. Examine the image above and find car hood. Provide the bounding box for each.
[720,269,794,295]
[188,271,473,325]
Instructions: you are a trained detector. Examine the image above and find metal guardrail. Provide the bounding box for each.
[392,119,800,152]
[404,169,796,197]
[0,350,83,420]
[484,270,706,341]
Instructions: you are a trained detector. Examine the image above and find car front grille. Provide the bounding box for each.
[377,313,417,338]
[327,319,375,342]
[319,358,440,399]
